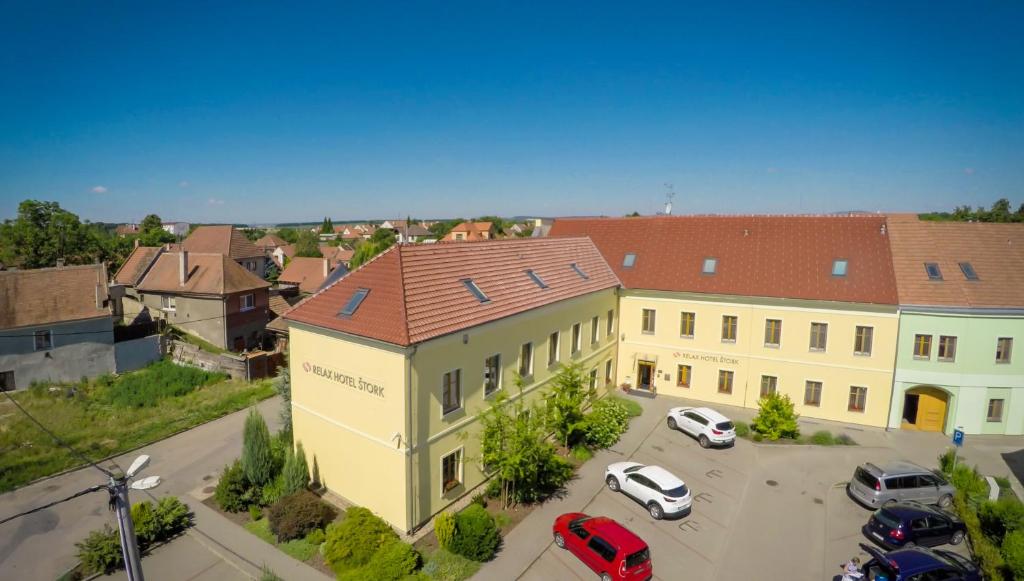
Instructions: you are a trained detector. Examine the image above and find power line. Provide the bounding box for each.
[0,390,115,478]
[0,484,105,526]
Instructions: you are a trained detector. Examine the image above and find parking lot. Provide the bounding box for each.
[484,394,999,581]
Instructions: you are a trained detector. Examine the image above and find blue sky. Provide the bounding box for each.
[1,1,1021,224]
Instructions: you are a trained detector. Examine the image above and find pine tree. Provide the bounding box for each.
[311,455,322,489]
[282,441,311,495]
[241,409,274,486]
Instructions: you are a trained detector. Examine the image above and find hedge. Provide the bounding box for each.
[447,504,500,562]
[267,490,337,542]
[323,506,399,572]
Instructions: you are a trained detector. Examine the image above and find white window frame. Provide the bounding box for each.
[590,316,599,344]
[854,325,874,356]
[996,337,1013,364]
[441,369,462,417]
[483,354,501,398]
[588,369,598,390]
[439,446,464,496]
[548,331,560,367]
[987,399,1005,423]
[804,379,823,407]
[161,295,177,312]
[641,309,656,335]
[240,293,255,312]
[33,329,53,351]
[519,342,534,378]
[760,375,778,398]
[572,323,582,355]
[809,322,828,352]
[848,385,868,413]
[605,359,613,385]
[764,318,782,348]
[607,309,615,337]
[721,314,738,343]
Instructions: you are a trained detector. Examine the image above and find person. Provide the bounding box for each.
[841,556,863,580]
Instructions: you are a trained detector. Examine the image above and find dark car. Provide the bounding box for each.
[859,542,980,581]
[863,501,966,549]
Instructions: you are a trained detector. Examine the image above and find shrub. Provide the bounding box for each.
[607,396,643,417]
[956,492,1007,580]
[131,501,160,548]
[834,433,857,446]
[242,409,275,488]
[434,511,456,550]
[470,491,488,508]
[215,460,255,512]
[751,393,800,440]
[733,421,750,438]
[950,464,988,500]
[324,507,398,572]
[282,441,311,496]
[153,497,192,538]
[980,497,1024,542]
[259,566,283,581]
[1003,530,1024,579]
[338,539,419,581]
[305,527,326,545]
[261,473,287,506]
[448,504,500,562]
[939,448,957,474]
[582,397,630,448]
[102,359,226,407]
[545,363,594,446]
[267,490,337,542]
[752,432,763,442]
[421,549,481,581]
[809,431,835,446]
[249,505,263,521]
[571,444,594,462]
[75,524,122,574]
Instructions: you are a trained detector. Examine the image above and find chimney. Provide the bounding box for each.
[323,258,330,278]
[179,251,189,286]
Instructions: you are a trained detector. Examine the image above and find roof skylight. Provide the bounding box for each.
[526,269,548,289]
[623,253,637,268]
[570,263,589,280]
[958,262,979,281]
[462,278,490,303]
[338,288,369,317]
[832,259,848,277]
[702,258,717,275]
[925,262,943,281]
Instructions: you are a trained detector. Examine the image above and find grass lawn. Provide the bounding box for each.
[0,365,275,492]
[173,328,229,355]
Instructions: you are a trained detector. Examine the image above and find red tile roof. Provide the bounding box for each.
[285,237,620,346]
[279,257,331,294]
[182,225,263,259]
[0,264,109,329]
[443,221,495,241]
[549,215,898,305]
[136,252,270,296]
[886,214,1024,308]
[113,246,163,286]
[255,234,287,249]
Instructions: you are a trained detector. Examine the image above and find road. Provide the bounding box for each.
[0,396,283,580]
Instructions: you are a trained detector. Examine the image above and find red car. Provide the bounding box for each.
[552,512,653,581]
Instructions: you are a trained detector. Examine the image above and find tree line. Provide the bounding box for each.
[920,198,1024,223]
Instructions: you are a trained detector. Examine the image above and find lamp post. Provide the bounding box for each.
[110,454,161,581]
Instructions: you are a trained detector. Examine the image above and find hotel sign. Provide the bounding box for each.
[302,361,385,398]
[674,351,741,366]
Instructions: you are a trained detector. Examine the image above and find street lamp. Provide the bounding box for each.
[110,454,161,581]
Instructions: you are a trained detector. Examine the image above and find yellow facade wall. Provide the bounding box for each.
[289,324,412,530]
[617,290,898,427]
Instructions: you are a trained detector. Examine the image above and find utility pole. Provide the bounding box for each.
[109,470,145,581]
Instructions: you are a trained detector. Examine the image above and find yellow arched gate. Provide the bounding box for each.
[901,386,949,432]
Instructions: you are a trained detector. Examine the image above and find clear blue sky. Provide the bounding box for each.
[1,1,1021,224]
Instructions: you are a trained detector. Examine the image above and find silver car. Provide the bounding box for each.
[847,461,956,509]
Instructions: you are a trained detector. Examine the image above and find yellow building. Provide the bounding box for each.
[550,215,902,428]
[284,237,619,532]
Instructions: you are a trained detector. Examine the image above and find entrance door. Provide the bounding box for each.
[637,361,655,391]
[903,394,920,425]
[902,387,948,432]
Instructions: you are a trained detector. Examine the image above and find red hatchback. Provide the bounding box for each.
[552,512,653,581]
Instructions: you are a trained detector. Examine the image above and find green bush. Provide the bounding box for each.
[752,432,763,442]
[809,431,835,445]
[131,501,160,548]
[338,540,419,581]
[215,460,256,512]
[282,441,311,496]
[606,396,643,417]
[242,409,275,488]
[1003,530,1024,579]
[434,511,456,550]
[955,492,1007,580]
[981,497,1024,542]
[249,505,263,521]
[834,433,857,446]
[261,473,287,506]
[470,492,487,508]
[153,497,192,538]
[421,549,481,581]
[939,448,957,474]
[267,490,337,542]
[101,359,227,407]
[571,444,594,462]
[582,397,630,448]
[324,507,398,572]
[305,527,326,545]
[448,504,500,562]
[733,421,750,438]
[950,464,988,500]
[751,392,800,440]
[259,566,283,581]
[75,524,122,574]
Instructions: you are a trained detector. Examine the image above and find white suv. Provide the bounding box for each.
[604,462,692,519]
[666,406,736,448]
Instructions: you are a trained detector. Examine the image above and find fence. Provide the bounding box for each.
[168,340,283,381]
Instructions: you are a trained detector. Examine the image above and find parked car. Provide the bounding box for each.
[604,462,692,519]
[863,501,966,549]
[552,513,653,581]
[847,461,956,509]
[858,542,980,581]
[665,406,736,448]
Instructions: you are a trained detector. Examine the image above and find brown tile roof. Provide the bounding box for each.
[279,257,332,294]
[549,215,899,305]
[254,234,287,249]
[136,252,270,296]
[113,246,163,286]
[318,245,354,267]
[286,237,620,346]
[443,221,494,241]
[0,264,109,330]
[268,294,298,318]
[182,225,263,259]
[886,214,1024,308]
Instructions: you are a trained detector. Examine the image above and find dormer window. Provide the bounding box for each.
[623,253,636,268]
[832,259,848,277]
[702,258,717,275]
[925,262,943,281]
[570,263,589,280]
[526,269,548,289]
[461,278,490,303]
[958,262,979,281]
[338,288,369,317]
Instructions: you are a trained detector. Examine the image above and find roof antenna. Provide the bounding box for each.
[663,183,675,215]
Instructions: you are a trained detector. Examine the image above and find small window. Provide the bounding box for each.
[832,259,848,277]
[913,334,932,359]
[702,257,717,274]
[339,288,369,317]
[572,322,582,354]
[548,331,560,366]
[161,295,177,311]
[677,364,691,388]
[605,360,613,385]
[721,315,737,342]
[570,263,589,280]
[925,262,943,281]
[938,336,957,362]
[519,342,533,377]
[760,376,777,398]
[240,293,255,311]
[848,386,867,412]
[442,369,462,416]
[588,369,598,390]
[441,449,462,492]
[680,312,696,338]
[483,354,501,397]
[988,399,1005,422]
[959,262,979,281]
[590,316,599,344]
[525,269,548,289]
[641,309,656,334]
[996,338,1013,363]
[462,278,490,303]
[804,381,822,407]
[809,322,828,351]
[764,319,782,347]
[623,253,637,268]
[33,330,53,351]
[606,309,615,336]
[718,370,734,394]
[854,326,873,356]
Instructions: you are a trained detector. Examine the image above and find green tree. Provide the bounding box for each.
[0,200,101,268]
[545,363,594,447]
[320,217,334,234]
[476,215,509,235]
[349,229,396,269]
[294,230,323,258]
[626,211,641,217]
[428,218,464,239]
[276,350,292,437]
[282,441,311,495]
[138,213,175,246]
[241,409,275,487]
[751,392,800,441]
[276,227,299,243]
[243,227,267,241]
[988,198,1013,223]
